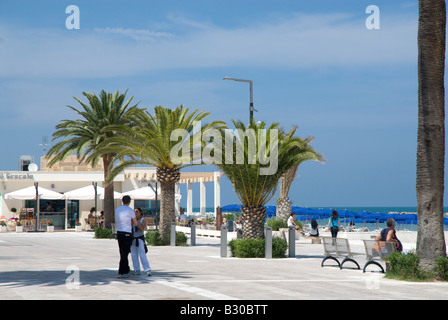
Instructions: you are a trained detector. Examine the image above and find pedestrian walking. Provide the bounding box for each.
[115,195,137,278]
[131,208,151,276]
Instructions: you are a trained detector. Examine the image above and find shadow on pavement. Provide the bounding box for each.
[0,269,194,288]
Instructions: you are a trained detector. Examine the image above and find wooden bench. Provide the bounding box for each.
[321,237,360,270]
[362,239,397,273]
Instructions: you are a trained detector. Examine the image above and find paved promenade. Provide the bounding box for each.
[0,231,447,302]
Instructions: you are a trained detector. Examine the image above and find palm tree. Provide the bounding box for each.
[46,89,142,228]
[276,136,324,221]
[214,119,319,239]
[96,105,226,243]
[416,0,447,269]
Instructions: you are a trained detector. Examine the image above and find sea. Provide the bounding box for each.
[192,206,448,232]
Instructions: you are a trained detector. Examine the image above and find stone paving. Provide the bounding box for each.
[0,231,447,302]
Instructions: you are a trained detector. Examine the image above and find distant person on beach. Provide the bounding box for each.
[327,210,343,239]
[375,218,403,252]
[131,208,151,276]
[179,207,188,225]
[115,195,137,278]
[309,219,319,237]
[288,212,303,232]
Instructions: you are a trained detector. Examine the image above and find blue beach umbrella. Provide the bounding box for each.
[264,205,276,218]
[221,204,242,212]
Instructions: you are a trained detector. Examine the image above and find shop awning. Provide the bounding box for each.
[4,186,64,200]
[64,185,122,200]
[122,186,181,200]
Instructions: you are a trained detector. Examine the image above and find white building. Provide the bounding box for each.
[0,156,221,230]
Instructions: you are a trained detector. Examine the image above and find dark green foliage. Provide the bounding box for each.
[94,227,113,239]
[145,230,188,246]
[228,237,287,258]
[433,256,448,281]
[386,252,431,281]
[265,218,287,231]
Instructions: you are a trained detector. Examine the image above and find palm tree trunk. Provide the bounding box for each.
[102,155,115,229]
[241,206,267,239]
[276,165,298,220]
[416,0,447,270]
[276,197,292,221]
[156,167,181,243]
[159,181,176,243]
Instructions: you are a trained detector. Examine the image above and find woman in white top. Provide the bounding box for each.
[131,208,151,276]
[287,212,303,232]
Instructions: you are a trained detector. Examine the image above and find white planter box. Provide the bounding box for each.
[16,226,23,233]
[47,226,54,232]
[0,226,7,233]
[75,225,82,232]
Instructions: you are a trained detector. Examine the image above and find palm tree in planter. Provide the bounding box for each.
[95,105,226,243]
[213,119,319,239]
[276,136,324,221]
[46,89,142,228]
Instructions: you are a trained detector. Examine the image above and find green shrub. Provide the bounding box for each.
[265,218,287,231]
[272,237,288,258]
[433,256,448,281]
[146,230,167,246]
[176,231,188,246]
[228,237,287,258]
[94,227,113,239]
[385,251,432,281]
[145,230,188,246]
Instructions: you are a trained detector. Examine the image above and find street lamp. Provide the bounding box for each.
[223,77,258,122]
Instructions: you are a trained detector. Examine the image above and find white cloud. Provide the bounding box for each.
[93,27,172,41]
[0,12,417,79]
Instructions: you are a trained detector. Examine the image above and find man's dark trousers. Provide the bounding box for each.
[117,231,133,275]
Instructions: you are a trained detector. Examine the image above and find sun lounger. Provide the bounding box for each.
[321,237,360,270]
[362,239,397,273]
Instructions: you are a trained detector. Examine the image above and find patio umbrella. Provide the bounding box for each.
[5,186,64,200]
[5,184,64,231]
[64,185,123,200]
[122,186,181,200]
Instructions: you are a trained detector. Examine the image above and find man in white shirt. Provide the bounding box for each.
[115,195,137,278]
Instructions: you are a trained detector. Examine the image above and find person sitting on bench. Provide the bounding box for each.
[375,218,403,252]
[309,219,319,237]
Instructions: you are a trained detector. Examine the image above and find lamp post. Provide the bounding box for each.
[223,77,257,122]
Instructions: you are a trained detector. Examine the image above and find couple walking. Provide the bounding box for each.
[115,195,151,278]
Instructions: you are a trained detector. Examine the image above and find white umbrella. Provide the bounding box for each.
[64,185,122,200]
[122,186,181,200]
[5,186,64,200]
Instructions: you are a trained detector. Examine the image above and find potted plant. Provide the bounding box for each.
[0,221,7,233]
[15,221,23,233]
[75,221,82,232]
[47,220,54,232]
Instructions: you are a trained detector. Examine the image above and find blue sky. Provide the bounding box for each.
[0,1,431,208]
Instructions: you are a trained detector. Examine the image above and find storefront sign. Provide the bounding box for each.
[0,173,34,181]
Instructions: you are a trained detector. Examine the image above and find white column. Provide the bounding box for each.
[187,180,193,215]
[200,178,206,215]
[214,172,221,216]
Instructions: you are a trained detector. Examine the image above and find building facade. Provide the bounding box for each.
[0,157,221,230]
